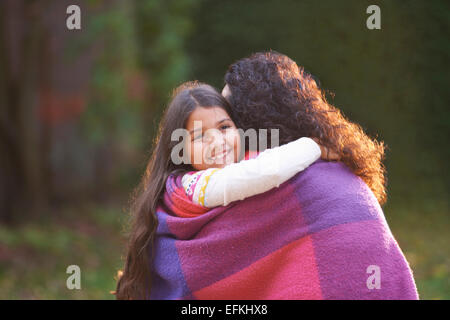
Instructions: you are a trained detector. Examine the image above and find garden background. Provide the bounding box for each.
[0,0,448,299]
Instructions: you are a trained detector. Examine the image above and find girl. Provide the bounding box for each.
[115,81,338,299]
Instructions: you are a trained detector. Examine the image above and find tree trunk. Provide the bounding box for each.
[0,0,48,224]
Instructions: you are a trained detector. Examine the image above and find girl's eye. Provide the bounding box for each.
[220,125,231,130]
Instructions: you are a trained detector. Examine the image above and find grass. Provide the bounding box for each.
[384,199,450,300]
[0,198,448,299]
[0,202,128,299]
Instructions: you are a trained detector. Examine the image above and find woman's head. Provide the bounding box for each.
[224,51,387,205]
[115,81,239,299]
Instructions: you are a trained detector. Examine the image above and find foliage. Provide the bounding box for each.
[133,0,202,135]
[79,1,144,150]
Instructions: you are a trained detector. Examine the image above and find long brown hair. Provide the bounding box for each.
[115,81,232,299]
[224,51,387,204]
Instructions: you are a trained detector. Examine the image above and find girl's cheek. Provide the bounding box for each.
[235,136,242,162]
[192,141,206,167]
[226,130,241,162]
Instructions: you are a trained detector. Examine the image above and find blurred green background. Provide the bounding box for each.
[0,0,448,299]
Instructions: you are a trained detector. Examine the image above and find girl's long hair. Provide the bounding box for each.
[115,81,231,299]
[224,51,387,205]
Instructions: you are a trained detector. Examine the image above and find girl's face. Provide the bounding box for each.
[185,106,241,171]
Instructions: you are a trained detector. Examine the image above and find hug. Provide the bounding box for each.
[115,51,418,300]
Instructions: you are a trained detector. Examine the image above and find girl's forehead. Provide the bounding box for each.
[186,107,231,128]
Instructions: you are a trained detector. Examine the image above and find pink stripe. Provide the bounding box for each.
[193,236,323,300]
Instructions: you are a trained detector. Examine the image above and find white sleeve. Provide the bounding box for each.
[196,137,321,207]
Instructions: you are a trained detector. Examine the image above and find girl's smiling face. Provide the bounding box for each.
[185,106,241,171]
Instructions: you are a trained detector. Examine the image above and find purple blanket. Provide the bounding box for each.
[150,160,419,299]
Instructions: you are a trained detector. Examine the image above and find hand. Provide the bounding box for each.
[312,138,340,161]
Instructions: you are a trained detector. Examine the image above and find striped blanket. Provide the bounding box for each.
[150,160,419,299]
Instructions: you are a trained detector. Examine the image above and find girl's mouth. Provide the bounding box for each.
[206,147,232,162]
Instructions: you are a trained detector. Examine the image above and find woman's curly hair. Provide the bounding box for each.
[224,51,387,205]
